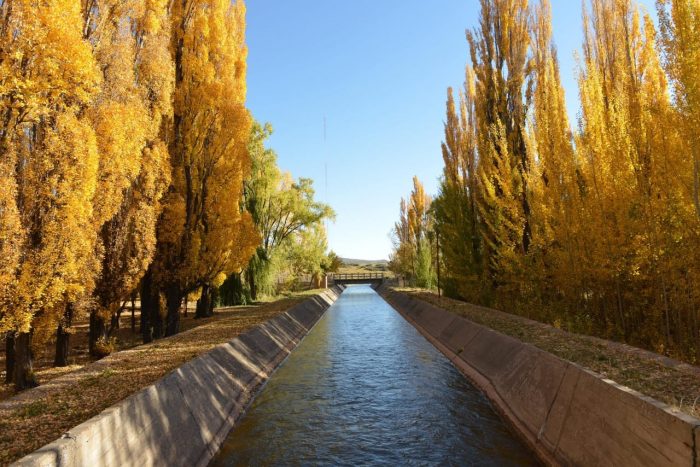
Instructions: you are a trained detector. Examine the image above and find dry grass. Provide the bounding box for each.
[398,288,700,420]
[0,294,315,465]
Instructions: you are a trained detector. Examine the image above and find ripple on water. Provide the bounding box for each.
[212,285,538,467]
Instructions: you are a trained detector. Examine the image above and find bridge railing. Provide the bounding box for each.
[329,273,386,281]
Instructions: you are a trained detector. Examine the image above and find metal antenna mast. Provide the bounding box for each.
[323,115,328,205]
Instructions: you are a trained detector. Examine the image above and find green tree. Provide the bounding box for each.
[232,121,334,301]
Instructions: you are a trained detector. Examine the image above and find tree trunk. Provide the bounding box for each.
[131,295,136,334]
[110,310,120,333]
[140,269,157,343]
[247,266,258,301]
[153,306,164,339]
[89,312,108,357]
[5,332,15,384]
[14,332,38,391]
[195,284,215,319]
[210,287,219,315]
[54,303,73,367]
[164,285,181,337]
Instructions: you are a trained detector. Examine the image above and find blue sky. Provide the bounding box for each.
[245,0,656,260]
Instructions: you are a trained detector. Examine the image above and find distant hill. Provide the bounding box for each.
[340,257,388,266]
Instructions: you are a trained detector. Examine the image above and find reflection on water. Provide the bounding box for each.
[212,285,537,466]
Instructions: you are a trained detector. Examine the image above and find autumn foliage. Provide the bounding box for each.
[393,0,700,362]
[0,0,257,389]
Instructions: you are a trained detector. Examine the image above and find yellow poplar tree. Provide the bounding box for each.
[576,0,688,349]
[658,0,700,219]
[390,177,434,287]
[655,0,700,356]
[467,0,532,302]
[0,0,101,388]
[142,0,257,340]
[56,0,175,361]
[389,198,414,281]
[526,0,583,318]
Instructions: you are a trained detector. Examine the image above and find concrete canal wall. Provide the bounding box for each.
[377,285,700,467]
[14,286,345,467]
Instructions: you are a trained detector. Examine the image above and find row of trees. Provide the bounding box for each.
[391,0,700,363]
[0,0,334,390]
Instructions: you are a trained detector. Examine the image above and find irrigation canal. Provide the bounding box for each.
[212,285,537,466]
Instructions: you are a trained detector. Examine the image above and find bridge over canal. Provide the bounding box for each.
[328,272,387,286]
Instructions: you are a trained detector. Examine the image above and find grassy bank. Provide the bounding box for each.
[0,291,321,465]
[397,288,700,420]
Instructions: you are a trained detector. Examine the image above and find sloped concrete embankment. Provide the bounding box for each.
[377,286,700,467]
[14,286,345,467]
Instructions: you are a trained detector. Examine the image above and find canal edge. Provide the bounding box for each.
[375,285,700,467]
[11,285,347,467]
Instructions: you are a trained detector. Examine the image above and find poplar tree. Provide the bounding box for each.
[432,72,481,300]
[390,177,434,287]
[71,0,174,360]
[526,0,582,315]
[657,0,700,358]
[141,0,257,340]
[0,0,101,388]
[389,198,414,281]
[576,0,675,341]
[658,0,700,219]
[467,0,532,299]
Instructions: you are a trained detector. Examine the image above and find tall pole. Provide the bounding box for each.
[323,116,328,207]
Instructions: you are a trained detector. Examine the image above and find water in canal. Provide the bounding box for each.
[212,285,537,466]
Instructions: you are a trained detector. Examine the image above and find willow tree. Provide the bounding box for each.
[281,223,331,288]
[0,0,101,388]
[467,0,532,300]
[224,121,334,303]
[141,0,257,340]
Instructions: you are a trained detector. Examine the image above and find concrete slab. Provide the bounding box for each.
[208,341,263,389]
[438,316,483,354]
[539,363,579,453]
[66,372,209,466]
[455,328,524,384]
[14,288,343,467]
[418,304,461,338]
[13,437,75,467]
[380,287,700,467]
[267,313,306,351]
[287,303,320,330]
[173,355,246,454]
[234,323,291,372]
[495,345,568,438]
[553,368,697,466]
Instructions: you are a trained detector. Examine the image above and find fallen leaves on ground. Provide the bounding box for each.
[0,295,309,465]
